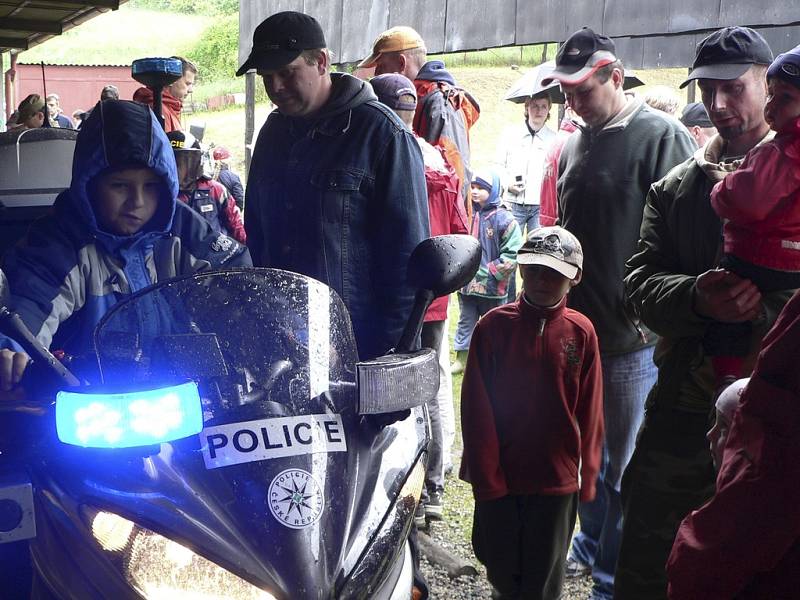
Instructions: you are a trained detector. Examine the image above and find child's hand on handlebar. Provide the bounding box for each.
[0,349,30,392]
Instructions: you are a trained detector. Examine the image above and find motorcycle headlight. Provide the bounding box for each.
[83,507,277,599]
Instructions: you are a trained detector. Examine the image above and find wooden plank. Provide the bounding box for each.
[339,0,388,64]
[603,0,670,38]
[444,0,515,53]
[516,0,567,45]
[389,0,446,53]
[0,18,63,34]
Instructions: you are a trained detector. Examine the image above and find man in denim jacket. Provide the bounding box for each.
[238,11,429,361]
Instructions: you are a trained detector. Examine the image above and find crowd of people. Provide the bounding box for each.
[1,10,800,600]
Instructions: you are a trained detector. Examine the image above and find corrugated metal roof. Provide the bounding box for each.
[0,0,128,53]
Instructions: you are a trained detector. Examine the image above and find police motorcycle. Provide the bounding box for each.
[0,234,480,599]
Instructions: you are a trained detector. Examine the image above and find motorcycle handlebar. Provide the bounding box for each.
[0,308,80,387]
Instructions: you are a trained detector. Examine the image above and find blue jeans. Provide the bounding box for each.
[507,203,540,302]
[453,293,504,351]
[569,346,656,600]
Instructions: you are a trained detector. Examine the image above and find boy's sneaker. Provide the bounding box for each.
[565,555,591,578]
[425,490,444,520]
[414,501,427,529]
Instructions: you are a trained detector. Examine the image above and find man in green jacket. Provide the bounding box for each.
[616,26,793,600]
[542,28,695,600]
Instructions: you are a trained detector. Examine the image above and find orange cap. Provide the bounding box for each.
[358,26,425,69]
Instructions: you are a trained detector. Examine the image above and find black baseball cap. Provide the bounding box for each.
[541,28,618,86]
[679,102,713,128]
[680,26,773,88]
[236,11,327,76]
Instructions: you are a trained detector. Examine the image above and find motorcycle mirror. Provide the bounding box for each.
[395,235,480,353]
[0,269,9,309]
[406,234,481,296]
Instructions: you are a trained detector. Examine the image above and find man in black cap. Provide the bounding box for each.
[541,27,695,600]
[237,11,429,362]
[679,102,717,148]
[617,26,794,600]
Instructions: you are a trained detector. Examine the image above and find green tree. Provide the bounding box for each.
[185,13,238,82]
[129,0,238,15]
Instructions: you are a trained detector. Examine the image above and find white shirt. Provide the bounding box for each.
[495,123,556,205]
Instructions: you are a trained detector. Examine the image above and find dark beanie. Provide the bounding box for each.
[768,43,800,90]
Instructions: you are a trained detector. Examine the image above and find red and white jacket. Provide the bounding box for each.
[711,116,800,271]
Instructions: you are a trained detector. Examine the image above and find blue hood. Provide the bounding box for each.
[473,172,502,211]
[416,60,456,86]
[69,100,179,250]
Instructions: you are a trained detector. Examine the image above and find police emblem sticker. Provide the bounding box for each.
[269,468,324,529]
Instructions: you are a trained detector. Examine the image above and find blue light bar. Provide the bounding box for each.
[56,382,203,448]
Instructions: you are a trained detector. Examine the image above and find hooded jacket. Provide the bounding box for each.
[132,87,184,133]
[462,173,522,299]
[2,100,250,358]
[711,115,800,271]
[245,72,429,360]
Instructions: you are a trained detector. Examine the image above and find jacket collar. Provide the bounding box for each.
[519,294,567,320]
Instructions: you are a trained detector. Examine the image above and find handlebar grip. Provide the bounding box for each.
[0,308,80,387]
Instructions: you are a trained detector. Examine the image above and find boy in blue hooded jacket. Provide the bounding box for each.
[0,100,251,391]
[452,169,522,373]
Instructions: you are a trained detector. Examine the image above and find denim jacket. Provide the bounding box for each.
[245,73,430,360]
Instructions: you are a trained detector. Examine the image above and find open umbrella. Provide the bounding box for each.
[505,62,645,104]
[504,61,562,104]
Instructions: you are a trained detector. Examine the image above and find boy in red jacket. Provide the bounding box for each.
[460,226,604,599]
[707,44,800,390]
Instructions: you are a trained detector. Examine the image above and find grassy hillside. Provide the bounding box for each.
[18,6,211,65]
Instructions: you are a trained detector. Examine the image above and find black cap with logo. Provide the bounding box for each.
[541,28,619,86]
[680,26,773,88]
[236,11,327,76]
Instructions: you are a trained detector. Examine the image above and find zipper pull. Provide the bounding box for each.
[538,318,546,336]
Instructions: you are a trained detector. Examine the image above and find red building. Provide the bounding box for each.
[5,62,140,122]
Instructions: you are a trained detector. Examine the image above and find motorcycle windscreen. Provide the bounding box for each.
[89,268,361,597]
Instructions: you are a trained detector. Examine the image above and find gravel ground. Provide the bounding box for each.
[418,467,593,599]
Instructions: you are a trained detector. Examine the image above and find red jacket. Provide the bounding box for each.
[539,119,578,227]
[420,142,469,321]
[132,87,184,133]
[711,116,800,271]
[667,289,800,599]
[178,179,246,245]
[460,296,603,502]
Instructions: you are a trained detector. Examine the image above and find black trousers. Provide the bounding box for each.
[473,493,578,600]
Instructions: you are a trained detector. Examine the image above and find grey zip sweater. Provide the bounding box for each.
[557,98,695,355]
